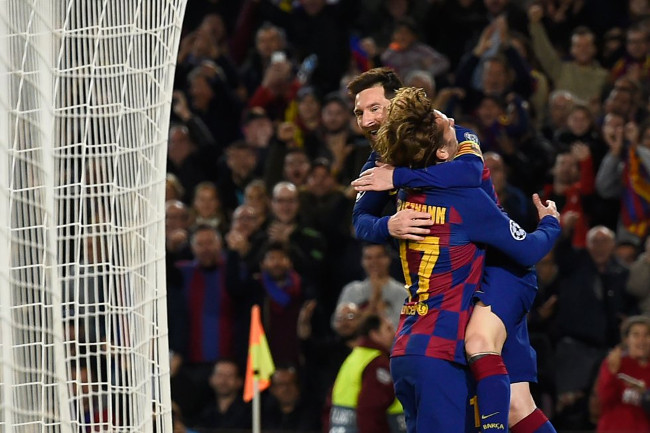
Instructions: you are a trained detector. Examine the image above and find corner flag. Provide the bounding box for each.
[243,304,275,402]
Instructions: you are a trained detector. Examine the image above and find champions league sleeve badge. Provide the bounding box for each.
[509,220,527,240]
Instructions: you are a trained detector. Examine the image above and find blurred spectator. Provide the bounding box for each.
[265,181,326,289]
[602,85,639,124]
[304,93,370,185]
[528,250,560,415]
[185,65,243,147]
[326,314,403,433]
[380,17,450,83]
[528,5,608,106]
[167,124,212,204]
[594,315,650,432]
[596,118,650,245]
[541,144,595,248]
[355,0,430,53]
[277,148,312,190]
[484,152,536,231]
[166,173,186,202]
[224,203,268,366]
[553,226,635,430]
[472,93,529,153]
[553,103,607,169]
[243,179,272,227]
[297,301,361,420]
[610,23,650,85]
[262,366,321,431]
[536,0,589,56]
[403,70,435,100]
[175,226,235,421]
[509,30,551,129]
[285,86,322,148]
[242,107,275,151]
[424,0,487,70]
[166,200,192,262]
[540,89,577,142]
[615,241,641,267]
[299,158,353,245]
[195,359,251,431]
[626,237,650,314]
[225,203,267,274]
[454,16,533,114]
[248,53,301,122]
[628,0,650,22]
[334,244,406,329]
[257,0,359,94]
[189,182,229,236]
[259,242,309,366]
[172,89,221,160]
[601,27,627,70]
[240,22,289,97]
[262,367,320,432]
[215,141,260,217]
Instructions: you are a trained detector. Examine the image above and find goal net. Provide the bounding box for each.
[0,1,186,432]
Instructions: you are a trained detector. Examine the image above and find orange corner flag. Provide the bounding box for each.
[243,305,275,402]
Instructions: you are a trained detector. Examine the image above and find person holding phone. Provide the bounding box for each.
[595,315,650,432]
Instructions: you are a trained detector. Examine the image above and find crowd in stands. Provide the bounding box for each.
[165,1,650,432]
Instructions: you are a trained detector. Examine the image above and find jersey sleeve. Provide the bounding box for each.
[392,126,484,190]
[465,189,560,266]
[353,151,392,243]
[392,141,483,189]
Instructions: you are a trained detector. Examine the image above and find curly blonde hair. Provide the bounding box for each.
[374,87,444,168]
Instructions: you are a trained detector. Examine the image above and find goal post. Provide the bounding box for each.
[0,1,187,432]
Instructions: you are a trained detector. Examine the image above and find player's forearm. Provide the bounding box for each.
[353,211,390,243]
[393,158,483,189]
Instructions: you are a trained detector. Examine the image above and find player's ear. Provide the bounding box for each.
[436,147,449,161]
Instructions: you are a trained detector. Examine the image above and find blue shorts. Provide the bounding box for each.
[474,265,538,383]
[391,355,480,433]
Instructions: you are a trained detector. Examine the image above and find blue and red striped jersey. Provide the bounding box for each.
[177,260,234,363]
[391,186,559,365]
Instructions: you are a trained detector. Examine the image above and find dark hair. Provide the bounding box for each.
[357,314,383,338]
[322,92,350,110]
[394,17,419,38]
[262,241,290,259]
[311,157,331,173]
[347,67,403,100]
[375,87,443,168]
[214,358,242,378]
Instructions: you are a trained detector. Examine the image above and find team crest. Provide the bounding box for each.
[509,220,526,240]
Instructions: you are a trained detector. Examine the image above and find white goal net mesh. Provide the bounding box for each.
[0,1,186,432]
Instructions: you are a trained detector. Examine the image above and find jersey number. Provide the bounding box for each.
[399,238,440,296]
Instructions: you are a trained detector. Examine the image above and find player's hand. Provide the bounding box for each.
[533,193,559,221]
[351,164,395,191]
[388,209,434,241]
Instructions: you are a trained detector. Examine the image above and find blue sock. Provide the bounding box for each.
[469,354,510,432]
[510,408,557,433]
